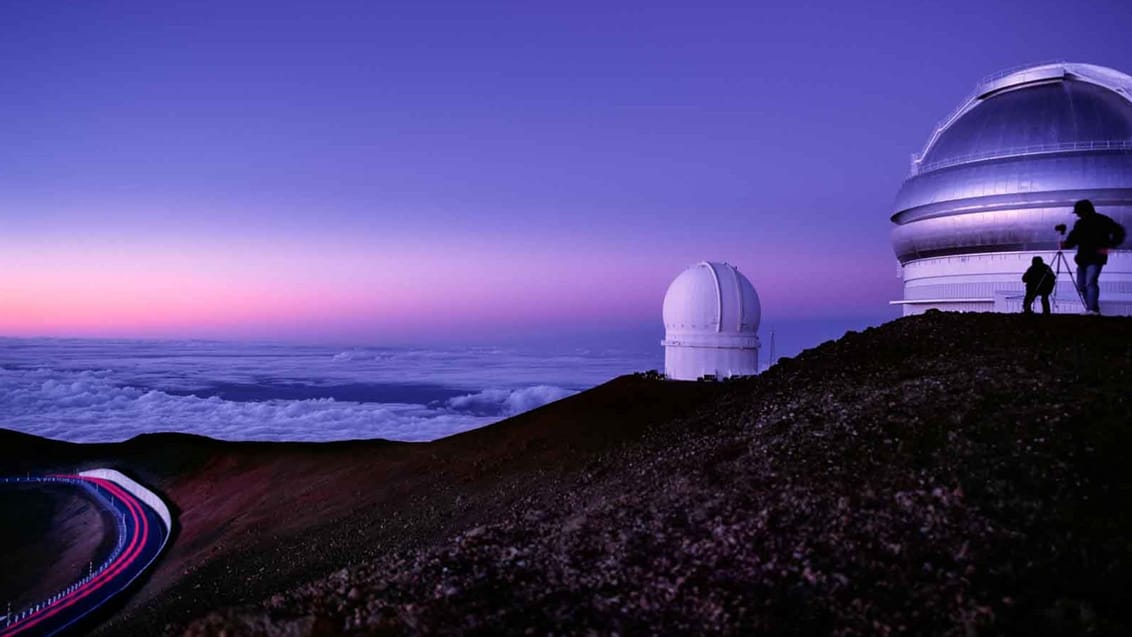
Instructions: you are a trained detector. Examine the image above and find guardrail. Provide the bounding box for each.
[0,476,129,630]
[911,139,1132,175]
[975,59,1067,86]
[79,469,172,532]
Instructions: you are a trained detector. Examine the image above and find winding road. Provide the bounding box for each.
[0,471,170,637]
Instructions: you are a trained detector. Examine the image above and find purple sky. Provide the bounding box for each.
[3,1,1131,346]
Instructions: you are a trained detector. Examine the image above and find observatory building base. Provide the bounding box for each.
[663,343,759,381]
[894,252,1132,316]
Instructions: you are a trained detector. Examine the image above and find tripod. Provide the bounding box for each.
[1050,247,1087,312]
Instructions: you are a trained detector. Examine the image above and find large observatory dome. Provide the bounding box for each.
[918,79,1132,169]
[662,262,760,381]
[890,62,1132,315]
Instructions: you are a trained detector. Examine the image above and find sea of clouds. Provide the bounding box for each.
[0,338,660,443]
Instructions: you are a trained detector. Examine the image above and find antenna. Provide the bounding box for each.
[768,327,776,369]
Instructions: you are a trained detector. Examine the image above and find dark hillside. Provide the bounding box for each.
[0,483,116,611]
[0,375,724,635]
[177,313,1132,636]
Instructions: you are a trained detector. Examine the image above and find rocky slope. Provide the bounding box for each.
[0,367,723,635]
[5,312,1130,636]
[178,313,1132,636]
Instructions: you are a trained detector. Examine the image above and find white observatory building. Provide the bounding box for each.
[891,62,1132,315]
[662,261,761,381]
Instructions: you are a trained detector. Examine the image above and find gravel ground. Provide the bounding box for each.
[180,312,1132,636]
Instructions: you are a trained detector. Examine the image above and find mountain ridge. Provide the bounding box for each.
[6,312,1131,635]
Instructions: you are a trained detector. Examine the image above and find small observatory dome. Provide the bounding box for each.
[662,261,761,381]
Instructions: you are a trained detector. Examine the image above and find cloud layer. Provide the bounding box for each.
[0,339,647,443]
[0,367,580,442]
[446,386,576,417]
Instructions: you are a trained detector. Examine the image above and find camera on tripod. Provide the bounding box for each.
[1046,222,1086,309]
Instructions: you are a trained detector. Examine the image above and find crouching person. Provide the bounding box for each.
[1022,256,1055,315]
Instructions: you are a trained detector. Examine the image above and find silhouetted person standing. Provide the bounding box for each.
[1062,199,1126,314]
[1022,256,1055,314]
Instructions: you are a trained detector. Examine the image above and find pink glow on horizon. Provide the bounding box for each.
[1,228,898,342]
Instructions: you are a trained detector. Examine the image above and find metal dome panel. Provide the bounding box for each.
[920,81,1132,170]
[662,262,761,335]
[892,151,1132,224]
